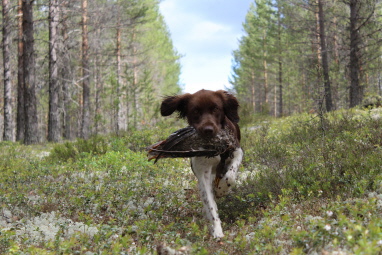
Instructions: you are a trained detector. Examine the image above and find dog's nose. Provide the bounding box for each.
[202,126,215,137]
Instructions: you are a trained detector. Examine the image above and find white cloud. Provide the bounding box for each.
[185,21,231,41]
[159,0,251,93]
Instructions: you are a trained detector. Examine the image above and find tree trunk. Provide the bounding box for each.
[251,71,255,112]
[116,18,127,133]
[318,0,333,111]
[349,0,362,107]
[130,29,139,129]
[277,48,283,117]
[94,27,102,135]
[48,0,62,142]
[333,16,339,65]
[133,49,138,129]
[277,5,283,117]
[61,0,72,140]
[2,0,14,141]
[22,0,39,144]
[314,7,321,64]
[262,30,269,114]
[81,0,90,139]
[16,0,25,142]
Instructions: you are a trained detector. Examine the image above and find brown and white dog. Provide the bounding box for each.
[160,89,243,238]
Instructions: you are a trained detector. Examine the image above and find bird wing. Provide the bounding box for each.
[146,126,236,163]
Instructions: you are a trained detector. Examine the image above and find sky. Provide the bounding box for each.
[159,0,253,94]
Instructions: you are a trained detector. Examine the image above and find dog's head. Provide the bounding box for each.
[161,89,239,138]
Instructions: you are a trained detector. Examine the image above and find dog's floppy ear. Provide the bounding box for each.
[217,90,240,123]
[160,94,191,118]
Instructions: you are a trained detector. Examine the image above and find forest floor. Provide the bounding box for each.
[1,108,382,254]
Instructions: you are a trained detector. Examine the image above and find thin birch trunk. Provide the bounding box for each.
[2,0,14,141]
[61,0,72,139]
[48,0,62,141]
[81,0,90,139]
[16,0,25,141]
[277,4,283,117]
[262,30,268,114]
[116,18,127,133]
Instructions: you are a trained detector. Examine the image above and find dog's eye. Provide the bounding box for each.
[192,114,200,122]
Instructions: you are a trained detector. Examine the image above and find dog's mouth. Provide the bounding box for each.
[196,125,220,140]
[193,121,221,138]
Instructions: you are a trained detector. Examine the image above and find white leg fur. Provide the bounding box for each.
[215,148,243,198]
[191,148,243,238]
[191,156,224,238]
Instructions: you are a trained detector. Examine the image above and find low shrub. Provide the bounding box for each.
[2,109,382,254]
[48,135,109,162]
[241,109,382,203]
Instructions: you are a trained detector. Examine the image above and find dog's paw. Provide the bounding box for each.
[214,170,235,198]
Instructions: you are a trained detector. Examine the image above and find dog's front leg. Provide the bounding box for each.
[191,157,224,238]
[215,148,243,198]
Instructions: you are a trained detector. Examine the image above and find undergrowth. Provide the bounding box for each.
[1,109,382,254]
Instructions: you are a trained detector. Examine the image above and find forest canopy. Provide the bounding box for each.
[230,0,382,119]
[1,0,181,143]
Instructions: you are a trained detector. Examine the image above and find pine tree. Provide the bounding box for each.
[2,0,181,140]
[231,0,279,115]
[231,0,382,115]
[22,0,39,144]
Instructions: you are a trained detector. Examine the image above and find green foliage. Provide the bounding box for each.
[13,0,182,143]
[292,197,382,254]
[232,0,382,116]
[241,109,382,202]
[48,121,182,162]
[2,110,382,254]
[49,135,109,162]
